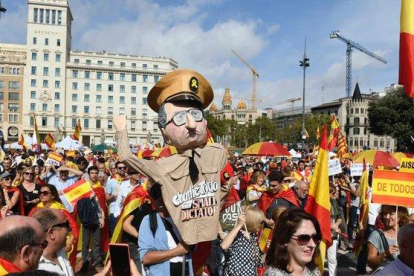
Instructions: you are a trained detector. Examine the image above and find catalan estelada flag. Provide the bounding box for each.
[44,133,55,149]
[327,115,340,151]
[72,119,82,141]
[337,132,349,160]
[63,179,93,205]
[399,0,414,98]
[304,124,331,272]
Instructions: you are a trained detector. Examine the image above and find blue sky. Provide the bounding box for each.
[0,0,401,110]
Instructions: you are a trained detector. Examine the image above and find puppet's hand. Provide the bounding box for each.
[114,115,127,131]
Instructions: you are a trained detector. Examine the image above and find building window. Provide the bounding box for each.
[120,62,125,68]
[40,9,44,23]
[120,73,125,81]
[84,106,89,113]
[54,92,60,100]
[54,117,59,128]
[34,8,38,22]
[54,104,59,112]
[142,98,147,105]
[143,86,148,94]
[8,92,19,101]
[132,63,136,68]
[109,61,114,67]
[0,81,3,88]
[96,107,102,114]
[58,11,62,25]
[353,128,360,135]
[31,91,36,99]
[354,117,360,125]
[154,64,159,69]
[143,75,148,82]
[8,103,19,112]
[143,64,147,69]
[131,120,136,130]
[52,10,56,24]
[74,59,79,64]
[97,72,102,79]
[131,108,136,116]
[55,80,60,88]
[72,70,78,78]
[119,107,125,115]
[72,118,77,128]
[142,121,147,131]
[42,103,48,112]
[33,37,37,45]
[108,107,113,115]
[57,39,60,46]
[84,94,90,102]
[120,96,125,104]
[8,114,18,123]
[97,60,103,66]
[84,83,90,91]
[142,108,147,117]
[108,96,113,103]
[0,92,3,100]
[120,85,125,93]
[131,86,136,93]
[46,9,50,24]
[96,84,102,91]
[72,94,78,101]
[108,84,113,92]
[154,75,159,82]
[355,108,359,114]
[45,38,49,46]
[42,80,49,88]
[44,53,49,61]
[30,103,36,111]
[32,52,37,60]
[55,68,61,76]
[86,60,91,65]
[108,73,114,80]
[43,67,49,76]
[55,54,61,62]
[72,82,78,90]
[31,66,37,75]
[131,74,137,82]
[31,79,36,87]
[131,97,136,104]
[94,95,101,103]
[96,119,101,129]
[108,120,113,130]
[72,105,77,113]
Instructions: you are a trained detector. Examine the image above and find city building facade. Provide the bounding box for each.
[1,0,178,146]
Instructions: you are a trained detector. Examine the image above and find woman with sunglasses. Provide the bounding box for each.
[265,209,321,276]
[29,184,80,270]
[17,167,41,215]
[0,172,24,215]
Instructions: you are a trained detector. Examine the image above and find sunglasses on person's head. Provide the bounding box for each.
[40,190,51,196]
[166,109,203,126]
[48,220,71,231]
[291,233,322,245]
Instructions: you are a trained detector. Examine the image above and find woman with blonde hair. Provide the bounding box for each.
[17,167,41,215]
[221,206,265,276]
[246,170,267,206]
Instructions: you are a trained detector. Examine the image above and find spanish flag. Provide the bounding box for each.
[399,0,414,98]
[63,179,93,205]
[72,119,82,141]
[44,133,55,150]
[304,125,331,272]
[18,134,28,152]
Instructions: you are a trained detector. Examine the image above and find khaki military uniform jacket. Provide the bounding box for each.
[116,129,227,245]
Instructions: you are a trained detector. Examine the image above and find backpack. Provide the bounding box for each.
[77,197,100,228]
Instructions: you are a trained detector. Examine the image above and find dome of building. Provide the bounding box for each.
[209,102,218,111]
[237,100,247,109]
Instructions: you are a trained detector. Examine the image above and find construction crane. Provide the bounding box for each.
[330,30,387,98]
[276,97,302,108]
[231,49,260,109]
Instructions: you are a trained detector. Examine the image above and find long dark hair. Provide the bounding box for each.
[266,209,321,272]
[41,184,63,204]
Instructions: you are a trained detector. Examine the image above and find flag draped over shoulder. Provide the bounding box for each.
[327,115,340,151]
[399,0,414,98]
[72,119,82,141]
[304,124,331,272]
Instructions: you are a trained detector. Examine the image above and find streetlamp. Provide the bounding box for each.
[299,38,310,156]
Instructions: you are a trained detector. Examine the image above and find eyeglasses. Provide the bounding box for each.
[3,178,12,181]
[31,240,48,249]
[117,166,126,170]
[40,191,51,196]
[291,233,322,245]
[166,109,203,126]
[48,220,71,231]
[24,172,34,176]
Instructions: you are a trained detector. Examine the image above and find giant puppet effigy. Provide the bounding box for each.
[114,69,232,245]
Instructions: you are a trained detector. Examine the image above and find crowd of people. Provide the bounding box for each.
[0,149,413,276]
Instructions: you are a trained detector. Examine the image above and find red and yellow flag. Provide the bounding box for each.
[354,159,369,256]
[327,115,340,151]
[72,119,82,141]
[399,0,414,98]
[304,124,331,272]
[18,134,28,152]
[206,127,215,145]
[44,133,55,150]
[63,179,93,205]
[32,114,42,154]
[337,132,349,160]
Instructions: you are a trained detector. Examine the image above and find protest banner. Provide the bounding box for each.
[328,158,342,176]
[399,157,414,173]
[351,162,370,177]
[372,169,414,207]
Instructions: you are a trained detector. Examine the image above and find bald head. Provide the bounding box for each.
[295,180,309,189]
[0,215,42,237]
[294,180,309,200]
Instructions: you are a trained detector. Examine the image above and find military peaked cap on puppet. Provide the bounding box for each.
[148,69,214,113]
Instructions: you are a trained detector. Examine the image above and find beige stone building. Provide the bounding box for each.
[0,44,27,142]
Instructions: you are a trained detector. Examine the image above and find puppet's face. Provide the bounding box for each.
[161,102,207,151]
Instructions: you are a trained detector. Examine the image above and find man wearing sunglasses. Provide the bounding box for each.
[32,208,74,276]
[115,69,231,246]
[0,215,46,273]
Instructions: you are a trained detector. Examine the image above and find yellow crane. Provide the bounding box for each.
[231,49,260,109]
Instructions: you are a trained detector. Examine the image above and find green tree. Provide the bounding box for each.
[368,89,414,151]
